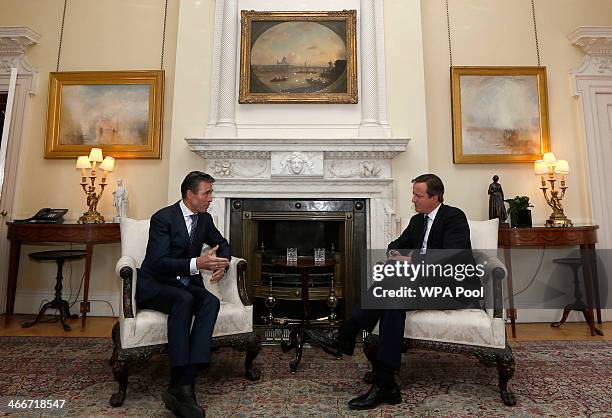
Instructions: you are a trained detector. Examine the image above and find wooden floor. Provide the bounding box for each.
[0,314,610,341]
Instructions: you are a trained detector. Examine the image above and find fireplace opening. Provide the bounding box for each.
[229,198,367,328]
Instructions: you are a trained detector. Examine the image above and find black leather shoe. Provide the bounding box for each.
[306,328,355,356]
[162,385,205,418]
[347,383,402,410]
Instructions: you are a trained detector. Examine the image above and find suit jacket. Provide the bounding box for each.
[136,201,230,303]
[387,204,477,307]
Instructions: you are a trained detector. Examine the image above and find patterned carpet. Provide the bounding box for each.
[0,337,610,417]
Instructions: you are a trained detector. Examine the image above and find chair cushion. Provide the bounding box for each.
[119,218,150,267]
[120,302,253,349]
[468,218,499,250]
[372,309,506,349]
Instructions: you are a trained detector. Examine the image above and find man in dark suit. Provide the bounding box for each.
[137,171,231,418]
[308,174,474,410]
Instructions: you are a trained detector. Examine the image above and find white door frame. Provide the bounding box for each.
[569,27,612,249]
[0,26,39,314]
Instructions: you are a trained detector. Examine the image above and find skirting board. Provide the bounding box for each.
[9,291,611,323]
[514,308,612,323]
[13,290,120,317]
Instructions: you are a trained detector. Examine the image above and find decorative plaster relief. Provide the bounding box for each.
[209,159,268,178]
[327,160,388,178]
[271,151,323,177]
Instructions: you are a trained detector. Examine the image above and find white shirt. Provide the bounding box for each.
[421,203,441,254]
[179,200,200,276]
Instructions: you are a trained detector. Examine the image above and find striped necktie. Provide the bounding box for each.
[189,214,198,245]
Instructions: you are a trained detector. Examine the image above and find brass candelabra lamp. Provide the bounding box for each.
[534,152,572,227]
[76,148,115,224]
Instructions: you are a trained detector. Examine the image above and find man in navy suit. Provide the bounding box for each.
[308,174,475,410]
[137,171,231,418]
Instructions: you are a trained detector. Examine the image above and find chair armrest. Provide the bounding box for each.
[218,257,251,306]
[115,255,137,319]
[473,250,507,318]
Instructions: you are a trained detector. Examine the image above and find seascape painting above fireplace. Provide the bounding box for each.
[238,10,358,104]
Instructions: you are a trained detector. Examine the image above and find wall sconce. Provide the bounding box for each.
[76,148,115,224]
[534,152,572,227]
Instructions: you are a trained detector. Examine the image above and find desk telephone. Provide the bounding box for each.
[14,208,68,224]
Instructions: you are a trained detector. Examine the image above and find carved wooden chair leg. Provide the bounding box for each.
[362,334,378,384]
[245,334,262,381]
[496,347,517,406]
[109,323,128,407]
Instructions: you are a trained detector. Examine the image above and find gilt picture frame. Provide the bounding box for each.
[239,10,358,104]
[44,70,164,159]
[451,66,550,164]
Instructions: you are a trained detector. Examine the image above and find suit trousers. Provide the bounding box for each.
[348,305,407,370]
[138,283,221,367]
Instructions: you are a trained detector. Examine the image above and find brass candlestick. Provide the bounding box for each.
[535,154,572,228]
[76,149,115,224]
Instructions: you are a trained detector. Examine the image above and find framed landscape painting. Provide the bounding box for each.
[45,70,164,159]
[451,66,550,164]
[239,10,358,104]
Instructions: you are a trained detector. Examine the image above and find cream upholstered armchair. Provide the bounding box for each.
[364,218,516,406]
[109,217,261,407]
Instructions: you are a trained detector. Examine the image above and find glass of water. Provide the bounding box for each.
[314,248,326,265]
[287,247,298,265]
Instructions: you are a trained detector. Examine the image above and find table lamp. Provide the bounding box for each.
[534,152,572,227]
[76,148,115,224]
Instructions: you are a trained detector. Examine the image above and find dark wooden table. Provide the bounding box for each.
[4,222,121,329]
[273,257,337,373]
[498,225,601,338]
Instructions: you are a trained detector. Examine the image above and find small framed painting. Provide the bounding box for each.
[451,66,550,164]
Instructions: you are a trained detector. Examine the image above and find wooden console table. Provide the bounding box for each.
[498,225,601,338]
[4,222,121,329]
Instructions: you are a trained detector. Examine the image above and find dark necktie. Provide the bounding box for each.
[420,214,429,253]
[179,214,199,288]
[189,214,198,245]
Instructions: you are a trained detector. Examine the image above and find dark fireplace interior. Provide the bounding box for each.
[229,198,367,328]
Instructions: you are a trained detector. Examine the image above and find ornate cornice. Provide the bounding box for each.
[0,26,40,75]
[568,26,612,56]
[568,26,612,75]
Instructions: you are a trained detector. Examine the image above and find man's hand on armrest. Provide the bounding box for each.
[387,250,412,263]
[196,244,230,272]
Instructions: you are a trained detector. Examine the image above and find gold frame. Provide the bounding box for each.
[45,70,164,159]
[451,66,550,164]
[239,10,358,104]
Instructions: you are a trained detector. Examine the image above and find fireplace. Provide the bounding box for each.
[229,198,367,326]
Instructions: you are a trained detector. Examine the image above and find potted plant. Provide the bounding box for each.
[505,196,533,228]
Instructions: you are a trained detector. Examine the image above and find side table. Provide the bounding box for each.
[498,225,601,337]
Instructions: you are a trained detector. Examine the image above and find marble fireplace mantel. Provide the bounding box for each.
[178,0,414,249]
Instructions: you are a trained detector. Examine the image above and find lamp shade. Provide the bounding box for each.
[555,159,569,174]
[88,147,103,162]
[534,160,548,175]
[99,156,115,172]
[543,152,557,165]
[76,156,92,169]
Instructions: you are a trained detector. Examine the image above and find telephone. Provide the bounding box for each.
[14,208,68,224]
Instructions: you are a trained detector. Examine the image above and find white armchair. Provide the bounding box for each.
[109,217,261,407]
[364,218,516,406]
